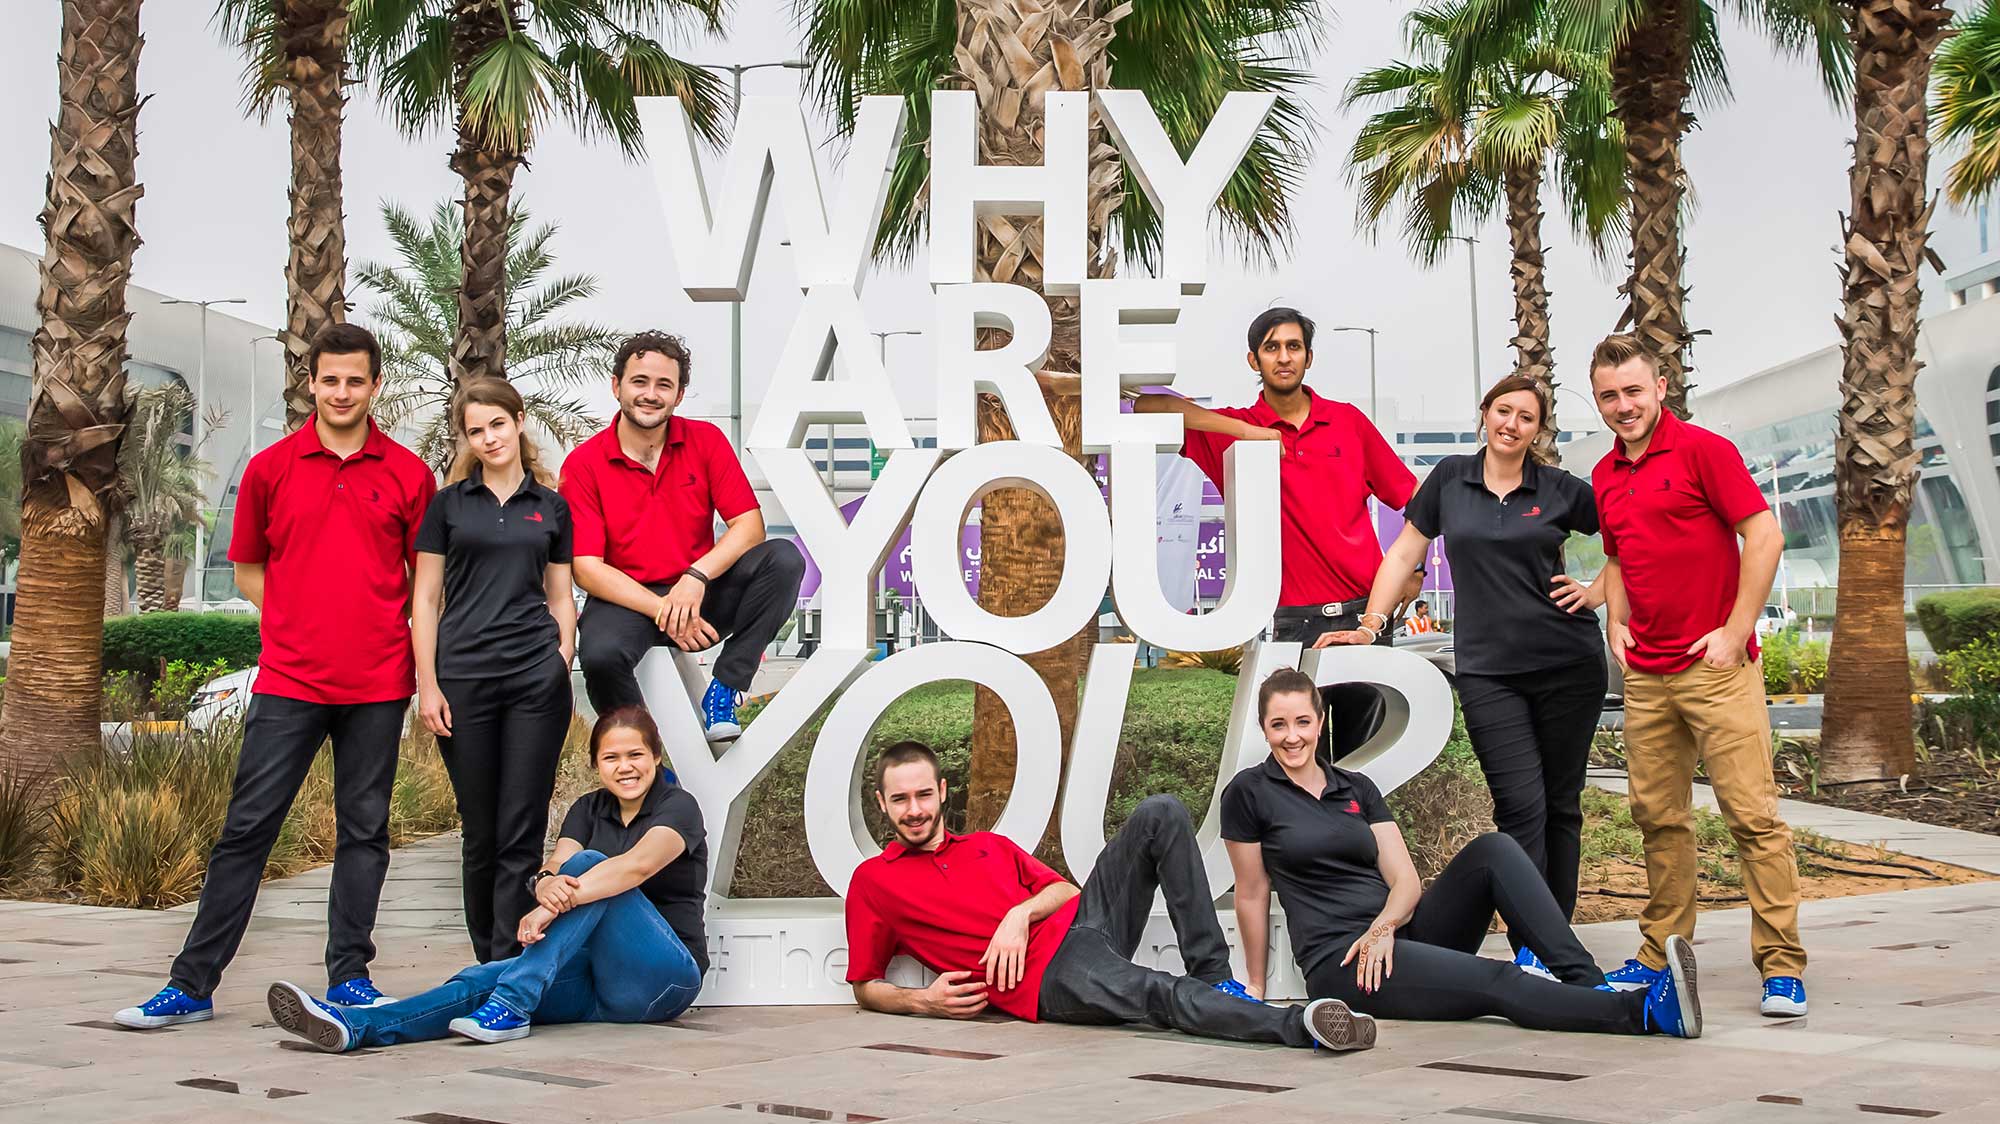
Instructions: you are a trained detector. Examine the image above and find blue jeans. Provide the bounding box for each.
[336,850,702,1048]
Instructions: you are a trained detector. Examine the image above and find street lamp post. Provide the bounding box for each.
[1328,325,1379,423]
[250,333,280,452]
[696,58,810,451]
[162,296,246,606]
[1449,235,1482,405]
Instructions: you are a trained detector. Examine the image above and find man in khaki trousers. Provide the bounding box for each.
[1585,334,1808,1018]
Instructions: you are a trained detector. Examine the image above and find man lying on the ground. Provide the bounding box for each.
[843,741,1375,1052]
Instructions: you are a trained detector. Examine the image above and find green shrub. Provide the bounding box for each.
[0,767,48,889]
[1915,588,2000,654]
[102,612,261,685]
[1761,629,1829,694]
[102,670,148,722]
[155,658,231,720]
[1940,638,2000,692]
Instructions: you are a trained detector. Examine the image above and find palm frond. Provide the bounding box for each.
[1936,1,2000,204]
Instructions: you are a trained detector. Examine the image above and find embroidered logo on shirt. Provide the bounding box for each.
[1523,505,1542,518]
[1345,799,1361,815]
[525,511,545,523]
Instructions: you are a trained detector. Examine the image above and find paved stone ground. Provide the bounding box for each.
[5,794,2000,1123]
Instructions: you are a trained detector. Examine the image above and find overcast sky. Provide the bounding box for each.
[0,2,1881,434]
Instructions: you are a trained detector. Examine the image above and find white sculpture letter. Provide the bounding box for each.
[1079,278,1184,452]
[1108,441,1280,652]
[928,90,1087,294]
[933,283,1060,450]
[748,285,915,451]
[640,94,905,299]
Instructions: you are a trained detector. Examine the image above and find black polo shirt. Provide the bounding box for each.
[1403,451,1602,677]
[414,470,573,680]
[1220,757,1396,977]
[556,775,710,973]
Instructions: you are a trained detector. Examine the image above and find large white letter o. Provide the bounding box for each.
[909,441,1111,653]
[805,642,1063,895]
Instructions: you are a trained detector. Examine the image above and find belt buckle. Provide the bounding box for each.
[1320,602,1340,617]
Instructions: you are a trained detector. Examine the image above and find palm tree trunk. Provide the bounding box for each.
[957,0,1123,837]
[1611,0,1696,419]
[279,0,352,430]
[1820,0,1951,783]
[0,0,143,782]
[104,514,127,617]
[130,526,171,614]
[1502,157,1559,463]
[448,0,519,384]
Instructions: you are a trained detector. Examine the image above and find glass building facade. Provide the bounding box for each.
[1729,407,1987,590]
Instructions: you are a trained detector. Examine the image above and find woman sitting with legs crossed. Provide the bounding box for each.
[266,706,708,1049]
[1222,669,1702,1038]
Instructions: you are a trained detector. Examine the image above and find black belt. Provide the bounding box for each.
[1273,601,1366,620]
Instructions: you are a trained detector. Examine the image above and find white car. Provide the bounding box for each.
[184,666,413,736]
[1755,604,1798,638]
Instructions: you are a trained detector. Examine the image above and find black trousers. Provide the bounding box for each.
[437,652,573,962]
[1038,796,1311,1047]
[170,694,407,999]
[1457,657,1608,925]
[1271,610,1389,760]
[1305,833,1647,1034]
[579,539,805,715]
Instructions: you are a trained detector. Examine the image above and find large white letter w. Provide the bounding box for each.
[638,95,906,301]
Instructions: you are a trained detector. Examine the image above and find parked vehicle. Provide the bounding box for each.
[1755,603,1798,638]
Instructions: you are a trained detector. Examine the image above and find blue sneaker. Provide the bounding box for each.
[1213,978,1261,1003]
[113,984,213,1029]
[449,997,531,1043]
[702,679,743,742]
[1642,934,1702,1039]
[1603,957,1664,992]
[1761,975,1807,1018]
[325,977,395,1008]
[267,981,353,1052]
[1513,946,1558,982]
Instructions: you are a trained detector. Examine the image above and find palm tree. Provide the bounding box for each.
[0,0,145,782]
[0,419,23,569]
[355,198,618,471]
[1934,0,2000,204]
[118,384,211,614]
[797,0,1321,824]
[1818,0,1954,781]
[1457,0,1846,418]
[215,0,353,431]
[352,0,729,385]
[1346,0,1624,460]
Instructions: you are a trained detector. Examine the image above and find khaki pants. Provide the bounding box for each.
[1623,660,1806,979]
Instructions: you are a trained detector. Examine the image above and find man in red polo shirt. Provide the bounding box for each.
[116,324,438,1029]
[561,331,803,739]
[844,741,1374,1051]
[1136,308,1419,756]
[1587,334,1806,1019]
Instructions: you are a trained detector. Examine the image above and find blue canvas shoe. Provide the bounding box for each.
[113,984,213,1029]
[267,981,354,1053]
[1512,946,1558,982]
[1213,978,1261,1003]
[702,679,743,742]
[1642,934,1702,1039]
[449,998,531,1043]
[1603,957,1664,992]
[325,977,395,1008]
[1761,975,1807,1018]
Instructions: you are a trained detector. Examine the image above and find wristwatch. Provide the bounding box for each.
[526,869,553,896]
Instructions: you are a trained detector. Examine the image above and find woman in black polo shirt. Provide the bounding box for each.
[1328,375,1607,935]
[264,706,708,1050]
[412,378,578,960]
[1223,670,1701,1037]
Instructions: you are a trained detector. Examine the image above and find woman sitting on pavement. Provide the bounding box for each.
[266,706,708,1050]
[1223,669,1703,1038]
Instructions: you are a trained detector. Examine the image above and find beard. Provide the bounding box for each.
[894,812,942,849]
[618,402,671,430]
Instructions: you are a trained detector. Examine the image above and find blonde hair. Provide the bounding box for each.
[445,378,554,486]
[1589,334,1658,377]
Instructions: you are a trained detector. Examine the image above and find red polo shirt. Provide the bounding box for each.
[1181,388,1417,605]
[559,417,757,584]
[1592,410,1769,675]
[844,831,1081,1022]
[229,419,437,704]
